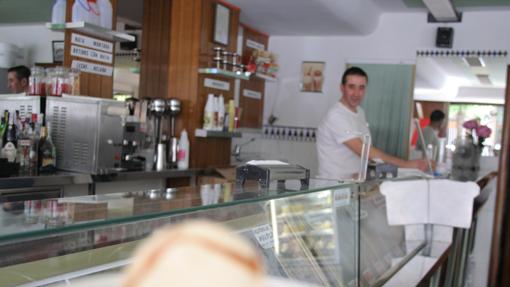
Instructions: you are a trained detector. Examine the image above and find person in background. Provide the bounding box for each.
[317,66,429,180]
[7,65,30,93]
[416,110,446,154]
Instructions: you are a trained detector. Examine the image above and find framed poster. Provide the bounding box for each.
[301,61,325,93]
[52,40,65,63]
[213,3,230,45]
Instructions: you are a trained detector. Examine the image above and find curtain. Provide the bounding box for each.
[350,63,415,158]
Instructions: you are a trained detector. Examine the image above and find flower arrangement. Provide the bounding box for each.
[462,119,492,150]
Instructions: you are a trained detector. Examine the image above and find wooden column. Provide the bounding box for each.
[489,65,510,286]
[140,0,241,168]
[63,0,118,99]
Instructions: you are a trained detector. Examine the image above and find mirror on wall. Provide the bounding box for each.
[410,51,507,158]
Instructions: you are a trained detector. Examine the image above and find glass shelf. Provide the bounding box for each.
[46,22,135,42]
[194,128,242,138]
[198,68,251,80]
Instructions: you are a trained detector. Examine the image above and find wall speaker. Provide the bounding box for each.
[436,27,454,48]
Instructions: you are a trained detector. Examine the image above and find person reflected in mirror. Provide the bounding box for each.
[416,110,446,154]
[7,65,30,93]
[316,66,430,180]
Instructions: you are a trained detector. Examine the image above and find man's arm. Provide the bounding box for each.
[344,138,430,171]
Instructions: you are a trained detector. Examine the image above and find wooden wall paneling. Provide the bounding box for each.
[239,77,264,128]
[199,0,240,61]
[139,0,172,100]
[184,0,239,168]
[239,24,269,128]
[488,66,510,287]
[63,0,117,99]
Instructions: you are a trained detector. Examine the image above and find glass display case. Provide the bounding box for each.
[0,178,432,287]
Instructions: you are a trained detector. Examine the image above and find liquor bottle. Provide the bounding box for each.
[1,113,18,162]
[5,113,18,148]
[38,125,57,174]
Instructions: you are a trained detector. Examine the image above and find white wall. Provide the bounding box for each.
[0,23,64,66]
[265,10,510,127]
[237,10,510,175]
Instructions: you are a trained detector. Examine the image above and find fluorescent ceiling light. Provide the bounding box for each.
[423,0,462,22]
[464,57,485,68]
[476,74,492,85]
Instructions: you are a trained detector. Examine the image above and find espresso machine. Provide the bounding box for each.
[121,98,145,171]
[167,98,181,169]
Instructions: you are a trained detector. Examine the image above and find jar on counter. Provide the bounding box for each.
[46,67,70,97]
[28,66,46,96]
[67,68,81,95]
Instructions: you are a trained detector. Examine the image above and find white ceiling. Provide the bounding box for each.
[414,55,507,103]
[227,0,425,36]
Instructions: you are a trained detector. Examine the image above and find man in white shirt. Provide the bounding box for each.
[416,110,445,154]
[317,67,428,180]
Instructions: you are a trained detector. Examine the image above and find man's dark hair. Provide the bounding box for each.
[341,66,368,85]
[7,65,31,81]
[430,110,445,123]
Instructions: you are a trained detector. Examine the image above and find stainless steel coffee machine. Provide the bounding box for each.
[121,99,145,171]
[167,98,181,169]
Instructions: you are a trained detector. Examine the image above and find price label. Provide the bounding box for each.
[71,45,113,64]
[204,78,230,91]
[71,33,113,53]
[72,60,113,77]
[252,224,274,249]
[333,188,351,208]
[246,39,265,51]
[243,89,262,100]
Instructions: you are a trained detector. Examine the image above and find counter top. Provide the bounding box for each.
[0,169,199,190]
[0,172,93,189]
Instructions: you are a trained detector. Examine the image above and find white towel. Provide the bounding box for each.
[429,180,479,228]
[380,180,429,225]
[381,179,480,229]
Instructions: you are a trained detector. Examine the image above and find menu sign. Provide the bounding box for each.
[71,33,113,53]
[71,45,113,64]
[72,60,113,77]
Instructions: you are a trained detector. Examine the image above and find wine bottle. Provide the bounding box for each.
[38,125,57,174]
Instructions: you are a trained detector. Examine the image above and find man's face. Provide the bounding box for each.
[340,75,367,112]
[7,71,27,93]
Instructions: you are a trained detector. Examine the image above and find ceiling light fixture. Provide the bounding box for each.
[463,56,485,68]
[423,0,462,23]
[476,74,492,86]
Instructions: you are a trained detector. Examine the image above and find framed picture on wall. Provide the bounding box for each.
[52,40,64,63]
[301,61,325,93]
[213,3,230,45]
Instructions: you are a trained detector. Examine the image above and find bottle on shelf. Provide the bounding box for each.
[38,124,57,174]
[1,113,18,162]
[217,95,225,131]
[97,0,113,29]
[177,129,189,170]
[203,94,214,130]
[51,0,67,24]
[228,100,235,132]
[212,95,219,130]
[17,119,38,176]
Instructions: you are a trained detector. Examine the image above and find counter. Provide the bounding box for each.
[0,174,497,287]
[0,168,198,201]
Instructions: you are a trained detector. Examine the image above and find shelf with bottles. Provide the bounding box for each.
[194,129,242,138]
[198,68,251,80]
[46,22,135,42]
